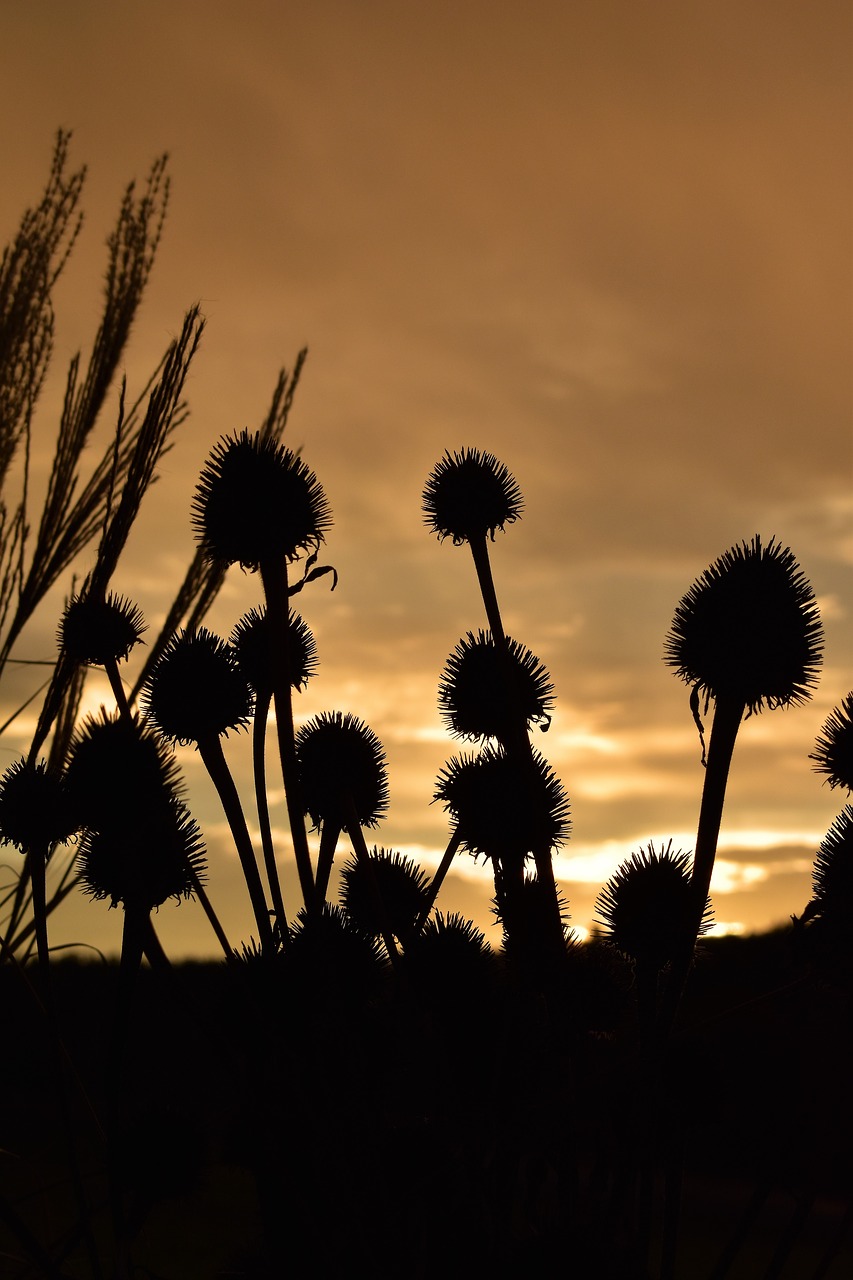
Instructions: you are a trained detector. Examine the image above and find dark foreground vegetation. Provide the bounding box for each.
[0,135,851,1279]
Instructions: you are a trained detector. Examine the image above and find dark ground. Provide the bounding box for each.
[0,928,850,1279]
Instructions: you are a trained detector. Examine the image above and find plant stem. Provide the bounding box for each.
[417,826,463,930]
[314,819,341,909]
[259,556,315,912]
[251,688,289,946]
[197,733,274,954]
[343,793,400,969]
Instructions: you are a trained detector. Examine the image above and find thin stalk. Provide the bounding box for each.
[197,733,274,954]
[187,866,234,961]
[468,530,565,963]
[259,556,315,911]
[416,825,463,931]
[251,688,288,945]
[314,819,341,909]
[104,655,132,722]
[663,692,745,1036]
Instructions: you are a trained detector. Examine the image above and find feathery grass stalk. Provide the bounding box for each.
[259,556,315,912]
[197,732,274,953]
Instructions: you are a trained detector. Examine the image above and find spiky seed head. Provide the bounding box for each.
[664,535,823,714]
[811,807,853,912]
[810,694,853,792]
[191,429,332,570]
[0,758,79,853]
[66,712,187,832]
[295,711,389,830]
[438,630,554,741]
[59,592,146,666]
[78,800,206,910]
[423,448,523,545]
[595,841,712,971]
[230,607,318,698]
[143,628,253,745]
[434,746,570,865]
[339,848,430,941]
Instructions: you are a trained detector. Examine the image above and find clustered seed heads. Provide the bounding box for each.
[295,711,389,831]
[231,607,318,697]
[143,628,253,745]
[810,693,853,792]
[59,592,146,666]
[596,842,712,971]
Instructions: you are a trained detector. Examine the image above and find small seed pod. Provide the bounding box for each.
[438,629,554,741]
[664,535,823,714]
[230,607,318,698]
[78,799,206,911]
[58,592,145,666]
[191,429,332,570]
[143,628,253,745]
[810,694,853,792]
[423,448,523,545]
[295,711,388,831]
[595,841,712,971]
[0,758,79,853]
[339,848,430,941]
[434,746,570,864]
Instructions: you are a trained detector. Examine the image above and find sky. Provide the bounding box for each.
[0,0,850,960]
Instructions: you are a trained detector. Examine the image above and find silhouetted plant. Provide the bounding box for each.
[810,691,853,792]
[438,629,554,742]
[339,848,430,944]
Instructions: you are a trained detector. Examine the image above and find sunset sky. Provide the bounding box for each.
[0,0,850,959]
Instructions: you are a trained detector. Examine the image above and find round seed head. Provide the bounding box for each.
[438,630,554,741]
[434,746,570,864]
[339,848,431,941]
[66,711,187,832]
[78,799,206,911]
[59,592,145,666]
[0,758,79,853]
[295,711,389,830]
[143,628,253,745]
[230,607,318,698]
[810,694,853,792]
[595,841,712,970]
[664,535,823,714]
[192,429,332,570]
[423,448,523,545]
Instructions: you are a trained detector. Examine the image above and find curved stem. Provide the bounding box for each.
[259,557,315,912]
[188,865,234,961]
[252,689,289,945]
[197,733,274,954]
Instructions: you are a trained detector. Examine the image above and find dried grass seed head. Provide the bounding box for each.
[230,606,318,698]
[0,758,79,852]
[810,693,853,792]
[59,592,145,666]
[192,429,332,570]
[295,711,389,830]
[595,841,712,970]
[664,535,823,713]
[423,448,523,545]
[434,745,570,864]
[143,628,253,744]
[438,630,554,741]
